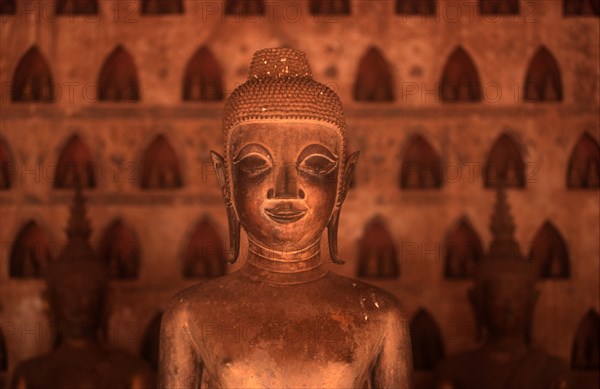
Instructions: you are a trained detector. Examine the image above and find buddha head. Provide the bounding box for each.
[45,186,108,344]
[211,48,358,263]
[469,186,538,343]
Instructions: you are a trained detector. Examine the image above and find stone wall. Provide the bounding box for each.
[1,0,598,385]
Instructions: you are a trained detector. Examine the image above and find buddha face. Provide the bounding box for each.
[48,275,105,341]
[228,121,343,251]
[479,275,536,338]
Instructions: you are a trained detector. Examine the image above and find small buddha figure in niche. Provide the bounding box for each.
[10,187,154,389]
[434,185,570,389]
[21,74,53,102]
[159,48,412,388]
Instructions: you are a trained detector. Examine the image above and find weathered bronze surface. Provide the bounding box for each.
[434,186,570,389]
[10,187,154,389]
[159,48,412,388]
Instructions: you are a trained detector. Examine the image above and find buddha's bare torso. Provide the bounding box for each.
[161,268,409,388]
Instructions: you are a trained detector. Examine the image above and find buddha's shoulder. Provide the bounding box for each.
[11,353,68,385]
[164,272,245,313]
[12,354,53,376]
[102,348,153,371]
[323,272,406,316]
[10,356,51,387]
[528,347,570,371]
[435,348,482,371]
[435,347,570,375]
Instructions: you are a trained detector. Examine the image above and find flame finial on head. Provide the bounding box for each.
[45,184,108,295]
[476,183,536,282]
[248,47,312,79]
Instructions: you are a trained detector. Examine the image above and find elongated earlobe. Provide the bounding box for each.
[327,151,360,265]
[328,208,344,264]
[225,207,240,264]
[210,151,240,264]
[339,151,360,205]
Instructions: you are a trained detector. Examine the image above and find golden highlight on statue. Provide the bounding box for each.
[158,48,413,388]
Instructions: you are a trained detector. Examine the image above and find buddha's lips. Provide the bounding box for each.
[264,203,308,224]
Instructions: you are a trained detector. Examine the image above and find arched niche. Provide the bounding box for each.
[410,308,445,370]
[9,220,56,278]
[224,0,264,15]
[1,137,14,190]
[0,0,16,14]
[357,217,399,278]
[11,46,54,102]
[528,221,570,279]
[399,135,442,189]
[444,217,483,279]
[54,135,97,189]
[140,311,163,371]
[484,133,525,188]
[571,310,600,370]
[97,46,140,102]
[182,46,224,101]
[396,0,436,15]
[564,0,599,16]
[524,47,563,102]
[567,133,599,189]
[141,0,183,14]
[55,0,98,14]
[309,0,351,15]
[353,46,395,102]
[98,219,140,279]
[439,47,481,103]
[182,218,226,278]
[140,135,183,189]
[479,0,519,14]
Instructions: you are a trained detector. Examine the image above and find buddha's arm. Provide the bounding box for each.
[158,299,201,389]
[371,309,413,389]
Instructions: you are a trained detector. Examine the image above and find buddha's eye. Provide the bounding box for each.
[236,153,271,175]
[298,154,337,175]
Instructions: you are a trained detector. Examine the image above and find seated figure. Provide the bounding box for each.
[434,186,570,389]
[159,48,412,388]
[10,187,154,389]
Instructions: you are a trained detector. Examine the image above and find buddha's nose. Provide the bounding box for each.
[268,162,305,199]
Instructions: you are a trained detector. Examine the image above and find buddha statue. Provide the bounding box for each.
[159,48,412,388]
[434,186,570,389]
[10,187,154,389]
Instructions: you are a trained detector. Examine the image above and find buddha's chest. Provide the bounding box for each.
[190,301,381,388]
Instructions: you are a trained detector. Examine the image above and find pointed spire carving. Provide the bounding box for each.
[66,184,92,243]
[490,184,515,241]
[57,184,97,266]
[487,184,523,262]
